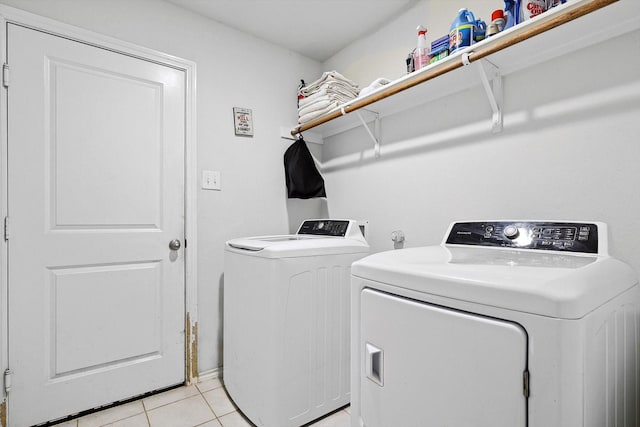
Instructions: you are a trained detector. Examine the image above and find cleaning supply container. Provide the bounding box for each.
[491,9,506,32]
[504,0,518,29]
[430,35,450,63]
[414,25,429,70]
[449,8,476,53]
[519,0,547,21]
[474,19,487,42]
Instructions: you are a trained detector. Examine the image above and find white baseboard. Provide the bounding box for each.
[197,368,221,382]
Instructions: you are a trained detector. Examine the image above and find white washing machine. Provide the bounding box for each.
[351,221,640,427]
[224,219,369,427]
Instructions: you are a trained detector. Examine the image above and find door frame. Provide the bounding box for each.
[0,4,199,421]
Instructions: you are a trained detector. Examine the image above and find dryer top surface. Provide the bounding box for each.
[352,244,637,319]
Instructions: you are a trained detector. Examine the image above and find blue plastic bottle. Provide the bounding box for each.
[504,0,518,29]
[474,19,487,42]
[449,8,476,53]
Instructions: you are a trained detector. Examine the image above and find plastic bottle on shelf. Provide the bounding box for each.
[486,9,505,38]
[504,0,517,29]
[413,25,429,71]
[492,9,506,32]
[449,8,476,53]
[474,19,487,42]
[519,0,547,21]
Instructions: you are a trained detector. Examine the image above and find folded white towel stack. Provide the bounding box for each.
[298,71,359,124]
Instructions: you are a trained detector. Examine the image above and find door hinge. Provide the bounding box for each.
[523,369,530,398]
[2,64,9,88]
[3,369,12,394]
[3,217,8,241]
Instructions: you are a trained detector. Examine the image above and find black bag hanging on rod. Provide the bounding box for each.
[283,137,326,199]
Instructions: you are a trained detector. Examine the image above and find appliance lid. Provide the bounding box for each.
[227,235,316,251]
[225,219,369,257]
[227,235,369,257]
[352,245,637,319]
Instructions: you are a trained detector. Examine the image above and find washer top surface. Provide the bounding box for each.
[226,219,369,258]
[352,221,637,319]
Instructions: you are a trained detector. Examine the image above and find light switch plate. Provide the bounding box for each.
[202,170,221,190]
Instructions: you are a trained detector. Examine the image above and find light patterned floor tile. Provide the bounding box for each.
[44,384,350,427]
[217,411,254,427]
[196,377,223,393]
[78,401,145,427]
[195,420,223,427]
[147,394,215,427]
[202,387,237,417]
[105,413,150,427]
[142,385,200,410]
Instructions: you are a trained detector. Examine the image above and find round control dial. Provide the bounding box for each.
[503,225,520,239]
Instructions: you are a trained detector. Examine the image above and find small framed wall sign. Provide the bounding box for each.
[233,107,254,137]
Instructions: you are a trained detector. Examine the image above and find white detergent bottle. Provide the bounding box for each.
[414,25,429,70]
[519,0,547,21]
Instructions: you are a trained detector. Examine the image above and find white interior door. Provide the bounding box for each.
[6,23,186,426]
[360,289,528,427]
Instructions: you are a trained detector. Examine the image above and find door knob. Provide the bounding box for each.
[169,239,181,250]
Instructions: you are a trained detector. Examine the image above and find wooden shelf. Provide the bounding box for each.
[291,0,639,139]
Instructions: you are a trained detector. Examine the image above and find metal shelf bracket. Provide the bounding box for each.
[462,54,503,133]
[355,110,381,158]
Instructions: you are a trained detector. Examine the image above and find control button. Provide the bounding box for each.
[503,225,519,239]
[541,240,553,246]
[485,225,494,232]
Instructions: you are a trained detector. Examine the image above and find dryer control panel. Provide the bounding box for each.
[446,221,599,254]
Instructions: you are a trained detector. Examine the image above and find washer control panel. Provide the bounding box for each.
[298,220,350,237]
[446,221,599,254]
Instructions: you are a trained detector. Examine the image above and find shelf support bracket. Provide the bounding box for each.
[355,110,381,158]
[463,54,503,133]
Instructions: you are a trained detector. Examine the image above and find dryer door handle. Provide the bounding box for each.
[365,342,384,386]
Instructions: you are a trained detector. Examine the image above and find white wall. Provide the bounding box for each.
[0,0,322,373]
[321,2,640,276]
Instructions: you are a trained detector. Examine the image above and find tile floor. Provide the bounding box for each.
[53,377,351,427]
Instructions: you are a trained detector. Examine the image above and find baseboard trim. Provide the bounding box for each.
[197,367,220,382]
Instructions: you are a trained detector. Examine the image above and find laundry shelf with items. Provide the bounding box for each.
[290,0,639,146]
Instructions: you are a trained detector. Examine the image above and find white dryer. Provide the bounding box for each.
[224,219,369,427]
[351,221,639,427]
